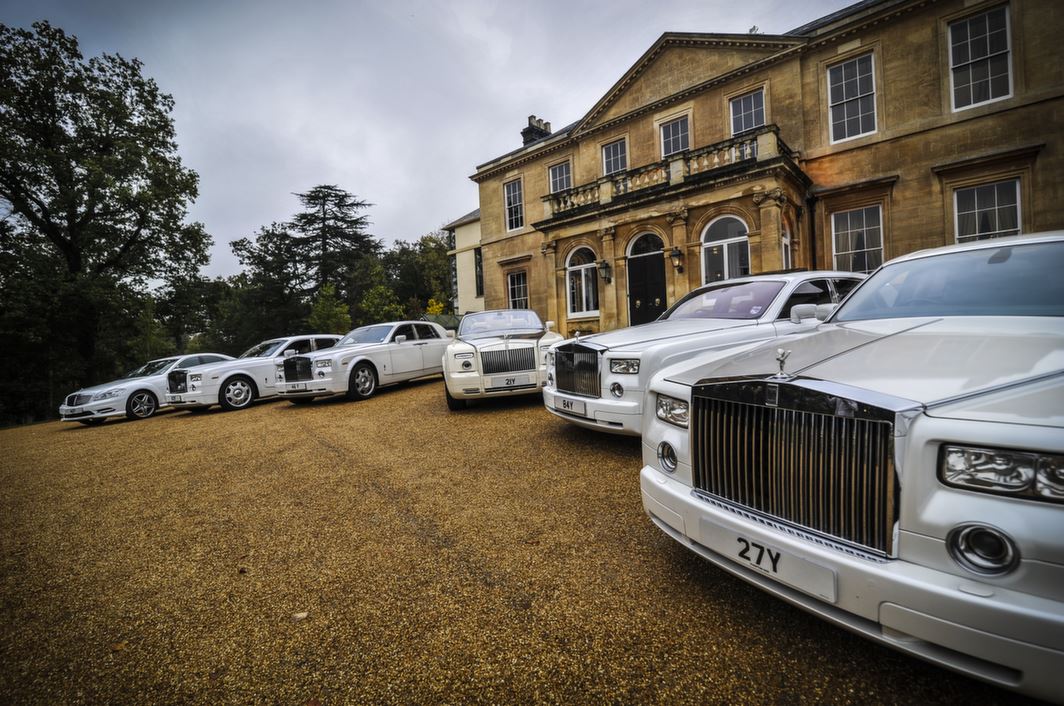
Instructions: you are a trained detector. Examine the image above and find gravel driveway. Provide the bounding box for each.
[0,378,1036,704]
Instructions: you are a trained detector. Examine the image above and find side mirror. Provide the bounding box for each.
[283,349,297,358]
[395,335,408,344]
[789,304,818,324]
[545,320,555,331]
[815,303,838,321]
[446,330,456,339]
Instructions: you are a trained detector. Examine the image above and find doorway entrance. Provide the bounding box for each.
[626,233,667,325]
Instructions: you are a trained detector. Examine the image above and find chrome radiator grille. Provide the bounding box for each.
[284,357,314,382]
[167,371,187,394]
[481,348,536,375]
[65,393,92,406]
[692,393,897,556]
[554,343,600,398]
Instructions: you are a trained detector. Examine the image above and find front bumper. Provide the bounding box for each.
[58,399,127,422]
[445,367,546,399]
[542,386,641,436]
[276,374,344,399]
[640,465,1064,702]
[166,390,213,408]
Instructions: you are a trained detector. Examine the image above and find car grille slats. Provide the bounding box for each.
[284,357,314,382]
[167,371,187,394]
[481,348,536,375]
[692,395,896,556]
[554,343,601,398]
[65,393,92,406]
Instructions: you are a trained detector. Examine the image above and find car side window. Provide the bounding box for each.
[197,355,224,365]
[178,356,200,368]
[393,324,416,342]
[313,337,336,350]
[414,324,440,340]
[832,278,861,301]
[287,339,313,355]
[778,279,833,319]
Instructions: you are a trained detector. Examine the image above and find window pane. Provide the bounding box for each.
[829,54,875,140]
[832,205,883,273]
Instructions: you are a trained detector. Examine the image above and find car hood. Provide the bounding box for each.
[664,316,1064,407]
[72,377,150,395]
[189,357,273,374]
[563,318,758,351]
[292,343,375,361]
[459,333,552,348]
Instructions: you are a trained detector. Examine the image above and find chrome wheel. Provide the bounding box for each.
[127,391,158,419]
[348,364,377,400]
[221,378,254,410]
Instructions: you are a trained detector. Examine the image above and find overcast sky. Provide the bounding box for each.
[3,0,854,278]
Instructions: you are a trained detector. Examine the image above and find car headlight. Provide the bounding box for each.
[655,394,689,428]
[610,358,640,374]
[940,445,1064,503]
[545,351,555,367]
[91,388,124,401]
[315,360,332,369]
[189,373,202,383]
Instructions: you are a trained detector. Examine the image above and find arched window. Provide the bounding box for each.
[701,216,750,283]
[628,233,664,257]
[566,247,599,316]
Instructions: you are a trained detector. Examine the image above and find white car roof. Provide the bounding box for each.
[886,231,1064,266]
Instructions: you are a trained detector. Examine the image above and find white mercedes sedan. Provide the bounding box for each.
[277,321,450,403]
[59,353,233,425]
[443,309,563,410]
[544,271,863,436]
[640,232,1064,701]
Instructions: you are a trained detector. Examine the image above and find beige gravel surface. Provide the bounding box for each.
[0,378,1038,704]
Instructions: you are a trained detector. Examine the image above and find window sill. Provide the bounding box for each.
[567,312,600,320]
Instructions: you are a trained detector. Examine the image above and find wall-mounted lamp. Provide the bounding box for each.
[597,259,612,284]
[669,246,685,273]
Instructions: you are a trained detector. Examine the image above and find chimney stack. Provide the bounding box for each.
[521,115,552,145]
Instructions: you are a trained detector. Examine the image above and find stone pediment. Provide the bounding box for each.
[575,33,802,134]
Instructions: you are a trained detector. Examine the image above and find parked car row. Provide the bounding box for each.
[56,233,1064,702]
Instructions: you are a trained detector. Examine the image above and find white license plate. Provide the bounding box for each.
[700,519,837,603]
[69,407,83,414]
[555,397,586,416]
[288,383,307,391]
[491,374,530,388]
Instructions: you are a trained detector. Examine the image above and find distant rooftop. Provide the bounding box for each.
[443,208,480,230]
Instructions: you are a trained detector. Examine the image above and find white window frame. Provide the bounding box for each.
[949,5,1013,112]
[626,232,665,259]
[549,161,572,194]
[730,88,765,136]
[831,205,884,274]
[602,138,627,176]
[660,115,690,158]
[565,247,600,318]
[953,178,1021,243]
[504,178,524,231]
[700,216,751,285]
[827,53,877,144]
[780,230,793,270]
[507,271,529,309]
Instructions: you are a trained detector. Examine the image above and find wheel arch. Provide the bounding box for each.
[220,371,260,398]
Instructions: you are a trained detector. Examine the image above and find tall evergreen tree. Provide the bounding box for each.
[290,185,379,296]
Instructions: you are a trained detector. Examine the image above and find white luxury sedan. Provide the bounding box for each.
[544,270,864,435]
[277,321,450,403]
[443,309,563,410]
[166,334,340,412]
[639,232,1064,701]
[59,353,234,425]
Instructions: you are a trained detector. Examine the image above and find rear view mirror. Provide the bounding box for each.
[789,304,818,324]
[283,349,297,358]
[545,320,555,331]
[446,330,456,339]
[395,335,408,344]
[815,303,838,321]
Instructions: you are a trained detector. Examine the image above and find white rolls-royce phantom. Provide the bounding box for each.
[640,233,1064,701]
[277,321,450,403]
[443,309,563,410]
[166,334,340,412]
[544,270,863,436]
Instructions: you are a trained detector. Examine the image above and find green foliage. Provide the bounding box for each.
[307,283,352,334]
[289,185,379,296]
[383,230,454,318]
[359,285,405,323]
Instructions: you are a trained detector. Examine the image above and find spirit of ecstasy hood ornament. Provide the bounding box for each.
[775,348,791,377]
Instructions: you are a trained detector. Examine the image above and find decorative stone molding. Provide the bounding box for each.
[665,208,689,226]
[752,187,786,207]
[599,226,616,242]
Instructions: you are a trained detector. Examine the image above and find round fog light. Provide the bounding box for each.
[657,442,678,473]
[947,524,1018,576]
[610,382,624,398]
[461,361,472,370]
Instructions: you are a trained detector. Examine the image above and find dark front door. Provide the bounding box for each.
[627,252,667,325]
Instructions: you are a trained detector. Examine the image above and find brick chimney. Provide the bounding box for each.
[521,115,552,145]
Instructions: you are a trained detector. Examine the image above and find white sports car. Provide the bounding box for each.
[640,232,1064,701]
[443,309,563,410]
[58,353,233,425]
[544,270,863,436]
[277,321,450,403]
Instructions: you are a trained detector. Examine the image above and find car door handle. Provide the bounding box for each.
[414,342,428,346]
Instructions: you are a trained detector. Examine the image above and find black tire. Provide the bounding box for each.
[347,362,377,401]
[445,386,466,411]
[78,418,105,426]
[289,397,315,405]
[125,390,159,420]
[218,375,256,411]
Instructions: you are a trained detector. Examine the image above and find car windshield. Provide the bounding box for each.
[459,310,544,339]
[338,325,393,346]
[124,358,178,378]
[239,340,287,358]
[664,280,786,320]
[834,240,1064,321]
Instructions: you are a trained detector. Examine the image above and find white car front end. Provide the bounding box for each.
[276,352,346,399]
[444,337,556,400]
[59,383,146,422]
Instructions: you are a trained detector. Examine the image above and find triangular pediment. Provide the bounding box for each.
[575,33,803,133]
